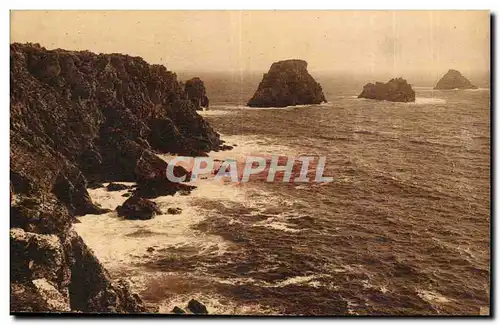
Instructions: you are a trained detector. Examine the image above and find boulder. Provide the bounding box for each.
[434,69,477,89]
[358,78,415,102]
[116,195,162,220]
[167,207,182,215]
[187,299,208,314]
[247,59,326,107]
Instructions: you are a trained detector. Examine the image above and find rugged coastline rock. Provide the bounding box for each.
[247,59,326,107]
[184,77,209,110]
[10,42,222,313]
[358,78,415,102]
[434,69,477,90]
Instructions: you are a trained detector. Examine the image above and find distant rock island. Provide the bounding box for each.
[358,78,415,102]
[247,59,326,107]
[434,69,477,90]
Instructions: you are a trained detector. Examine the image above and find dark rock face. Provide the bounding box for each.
[434,69,477,90]
[187,299,208,314]
[10,224,151,313]
[247,59,326,107]
[358,78,415,102]
[116,195,162,220]
[10,43,222,313]
[184,77,209,110]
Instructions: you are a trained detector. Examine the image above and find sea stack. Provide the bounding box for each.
[184,77,209,110]
[358,78,415,102]
[434,69,477,90]
[247,59,326,107]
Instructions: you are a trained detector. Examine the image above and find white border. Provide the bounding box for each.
[2,2,497,325]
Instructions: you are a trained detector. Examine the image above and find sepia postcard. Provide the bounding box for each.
[9,10,491,316]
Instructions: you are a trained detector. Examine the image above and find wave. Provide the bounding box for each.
[413,97,447,105]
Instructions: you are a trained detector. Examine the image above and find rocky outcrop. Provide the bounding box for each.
[10,42,223,313]
[184,77,209,110]
[358,78,415,102]
[247,59,326,107]
[434,69,477,90]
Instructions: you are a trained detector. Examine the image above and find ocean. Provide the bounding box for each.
[75,80,490,315]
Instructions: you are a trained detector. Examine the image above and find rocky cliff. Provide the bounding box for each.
[247,59,326,107]
[434,69,477,90]
[358,78,415,102]
[10,43,223,313]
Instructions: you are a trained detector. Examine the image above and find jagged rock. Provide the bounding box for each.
[434,69,477,90]
[247,59,326,107]
[167,207,182,215]
[358,78,415,102]
[185,77,209,110]
[187,299,208,314]
[116,195,162,220]
[106,182,129,191]
[10,228,150,313]
[10,43,223,313]
[172,306,186,314]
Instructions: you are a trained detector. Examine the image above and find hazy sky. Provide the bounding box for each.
[11,11,490,77]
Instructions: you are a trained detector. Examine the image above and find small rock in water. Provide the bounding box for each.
[167,207,183,215]
[116,195,162,220]
[106,182,130,191]
[187,299,208,314]
[172,306,186,314]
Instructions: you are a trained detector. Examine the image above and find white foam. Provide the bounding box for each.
[197,110,234,116]
[74,181,236,274]
[413,97,447,105]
